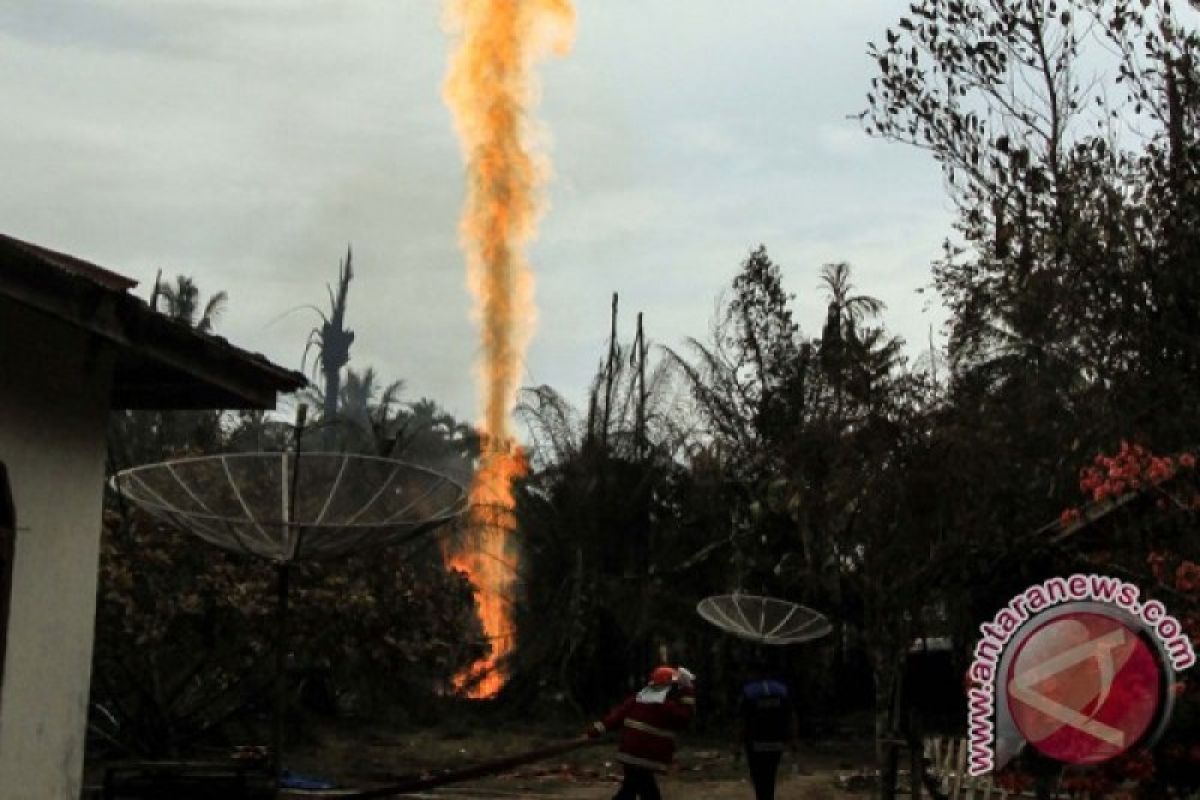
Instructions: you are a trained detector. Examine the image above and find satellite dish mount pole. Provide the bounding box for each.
[274,404,307,787]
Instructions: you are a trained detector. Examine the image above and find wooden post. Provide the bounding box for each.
[601,293,618,449]
[633,312,651,678]
[634,312,646,462]
[949,739,966,799]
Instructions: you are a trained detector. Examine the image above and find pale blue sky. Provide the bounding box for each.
[0,1,954,423]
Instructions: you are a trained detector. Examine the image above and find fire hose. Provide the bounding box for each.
[334,736,604,798]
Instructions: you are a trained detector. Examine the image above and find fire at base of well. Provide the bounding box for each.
[447,445,528,698]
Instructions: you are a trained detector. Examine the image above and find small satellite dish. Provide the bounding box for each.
[697,593,832,645]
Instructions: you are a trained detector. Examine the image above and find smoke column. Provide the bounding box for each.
[442,0,575,698]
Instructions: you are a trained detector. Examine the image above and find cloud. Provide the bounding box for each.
[1,0,952,426]
[817,121,878,158]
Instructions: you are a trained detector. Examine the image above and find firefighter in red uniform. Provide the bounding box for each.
[586,666,696,800]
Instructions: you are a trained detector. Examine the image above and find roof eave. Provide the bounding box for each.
[0,244,305,410]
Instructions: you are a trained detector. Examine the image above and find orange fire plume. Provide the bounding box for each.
[447,445,527,698]
[442,0,575,698]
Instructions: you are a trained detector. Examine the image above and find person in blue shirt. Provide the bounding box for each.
[735,662,798,800]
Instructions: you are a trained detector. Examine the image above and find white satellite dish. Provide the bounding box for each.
[697,593,832,645]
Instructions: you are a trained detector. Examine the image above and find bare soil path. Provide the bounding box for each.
[286,723,876,799]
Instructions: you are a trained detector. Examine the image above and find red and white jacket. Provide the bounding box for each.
[593,684,695,772]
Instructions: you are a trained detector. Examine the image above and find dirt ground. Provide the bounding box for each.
[390,774,855,799]
[284,721,880,798]
[84,716,885,798]
[428,770,862,799]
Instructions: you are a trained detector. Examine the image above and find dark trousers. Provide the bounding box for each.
[613,764,661,800]
[746,749,783,800]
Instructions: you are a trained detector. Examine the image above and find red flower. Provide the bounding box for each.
[1079,467,1102,493]
[1059,507,1082,526]
[1180,452,1196,469]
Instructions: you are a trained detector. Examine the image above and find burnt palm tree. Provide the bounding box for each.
[153,275,229,333]
[817,262,899,413]
[341,367,403,441]
[301,248,355,422]
[113,275,228,467]
[818,262,885,360]
[391,398,478,466]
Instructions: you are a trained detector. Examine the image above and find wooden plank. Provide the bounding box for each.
[940,738,955,796]
[961,766,977,800]
[950,739,966,799]
[944,738,957,782]
[936,738,951,795]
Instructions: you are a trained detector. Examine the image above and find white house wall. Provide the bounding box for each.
[0,297,113,800]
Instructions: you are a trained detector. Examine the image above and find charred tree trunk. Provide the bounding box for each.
[322,366,342,423]
[318,247,355,440]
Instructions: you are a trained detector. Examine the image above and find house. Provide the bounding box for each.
[0,233,305,799]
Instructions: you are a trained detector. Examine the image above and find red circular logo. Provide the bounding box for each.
[1006,612,1162,765]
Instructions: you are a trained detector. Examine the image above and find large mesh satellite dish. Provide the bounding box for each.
[110,452,467,562]
[697,593,832,645]
[109,442,470,787]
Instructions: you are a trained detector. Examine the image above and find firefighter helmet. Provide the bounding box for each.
[648,666,676,686]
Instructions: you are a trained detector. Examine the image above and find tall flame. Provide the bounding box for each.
[447,446,527,698]
[442,0,575,697]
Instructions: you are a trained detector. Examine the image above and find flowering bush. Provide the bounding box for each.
[1054,441,1200,796]
[1067,441,1198,513]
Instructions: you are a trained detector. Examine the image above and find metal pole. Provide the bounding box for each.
[273,561,290,787]
[275,404,307,789]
